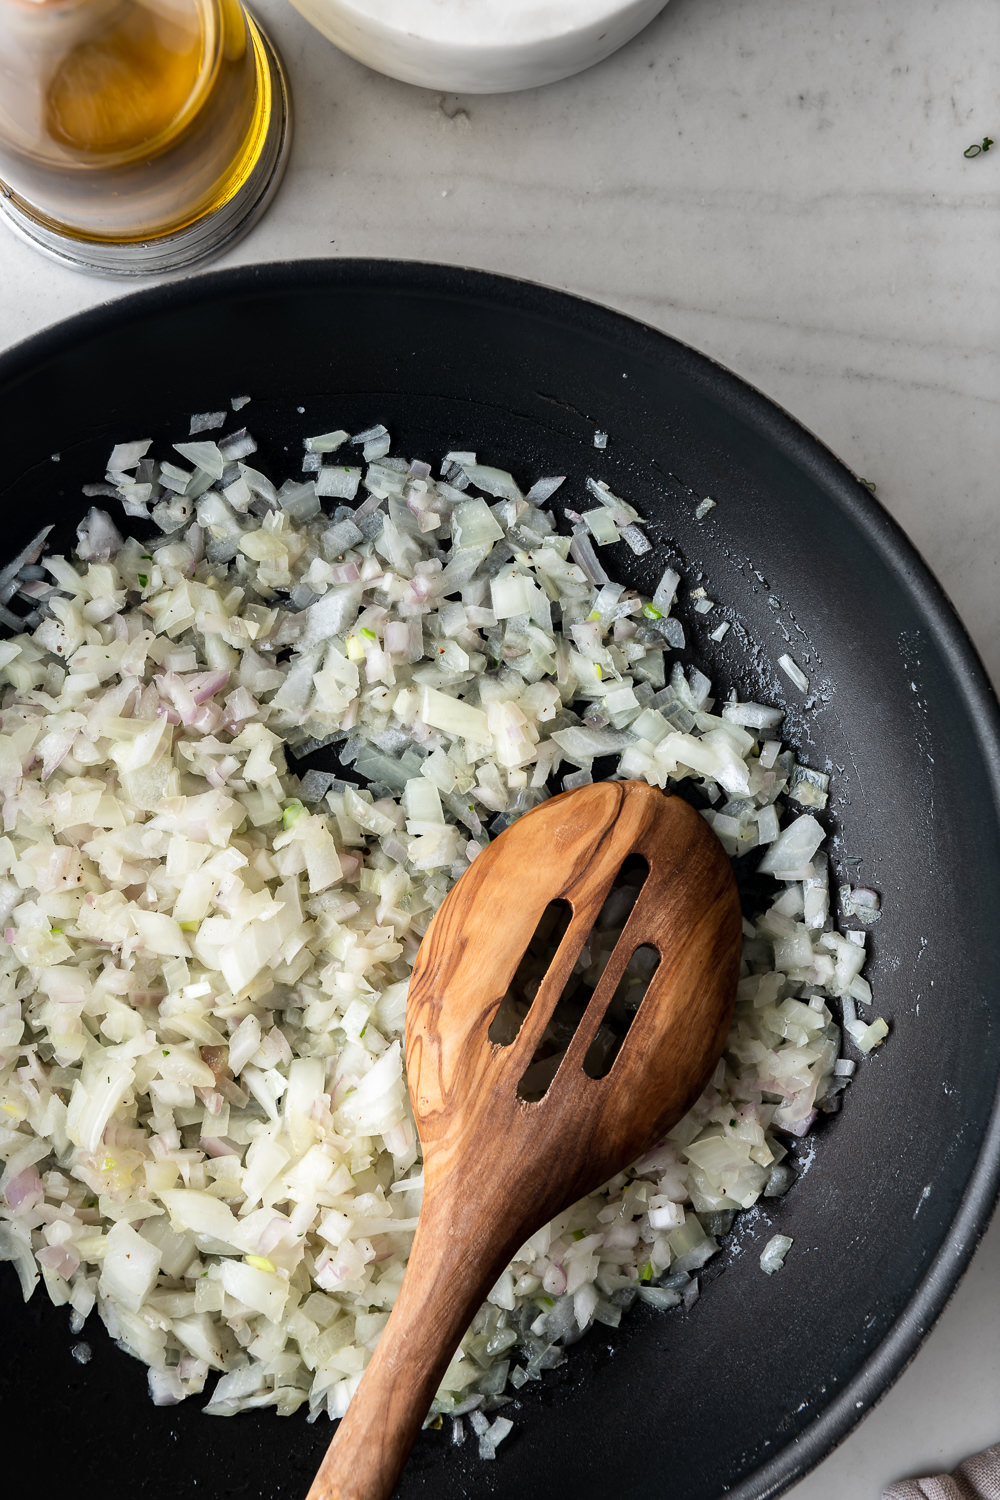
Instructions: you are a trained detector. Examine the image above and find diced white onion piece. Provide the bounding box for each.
[220,1258,288,1321]
[99,1222,162,1313]
[305,430,349,454]
[188,411,226,434]
[76,507,123,561]
[218,429,257,462]
[108,439,152,471]
[722,701,785,730]
[620,523,652,555]
[568,530,610,585]
[524,475,565,504]
[173,441,226,480]
[316,467,362,501]
[652,567,680,614]
[452,498,504,549]
[461,464,523,502]
[778,653,810,693]
[758,815,825,879]
[759,1234,793,1275]
[582,509,621,546]
[420,686,490,744]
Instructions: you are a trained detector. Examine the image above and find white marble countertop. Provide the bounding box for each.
[1,0,998,1494]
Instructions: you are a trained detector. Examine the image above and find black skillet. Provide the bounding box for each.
[1,260,999,1500]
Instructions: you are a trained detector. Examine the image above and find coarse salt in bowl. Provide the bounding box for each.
[286,0,671,94]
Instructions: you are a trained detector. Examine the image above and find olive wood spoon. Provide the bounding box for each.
[306,780,742,1500]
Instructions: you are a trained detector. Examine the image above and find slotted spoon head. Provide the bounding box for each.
[406,779,743,1237]
[307,780,742,1500]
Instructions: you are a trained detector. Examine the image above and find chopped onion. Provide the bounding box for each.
[0,421,873,1437]
[582,508,621,546]
[188,411,226,435]
[305,430,349,454]
[525,476,565,504]
[652,566,680,614]
[778,653,810,693]
[0,526,53,604]
[174,441,226,480]
[568,530,610,586]
[75,507,123,562]
[108,439,152,471]
[759,1234,793,1275]
[620,523,652,556]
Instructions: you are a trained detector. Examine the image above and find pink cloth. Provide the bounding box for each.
[884,1445,1000,1500]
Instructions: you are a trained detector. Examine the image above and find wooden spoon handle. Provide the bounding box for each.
[306,1194,515,1500]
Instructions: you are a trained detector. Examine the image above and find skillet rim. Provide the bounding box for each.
[1,256,998,1498]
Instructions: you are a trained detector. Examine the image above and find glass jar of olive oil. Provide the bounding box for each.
[0,0,290,275]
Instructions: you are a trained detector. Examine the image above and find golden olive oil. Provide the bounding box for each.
[0,0,277,243]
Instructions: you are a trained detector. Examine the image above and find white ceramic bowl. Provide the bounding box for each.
[287,0,670,94]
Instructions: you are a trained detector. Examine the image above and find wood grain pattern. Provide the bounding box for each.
[306,781,742,1500]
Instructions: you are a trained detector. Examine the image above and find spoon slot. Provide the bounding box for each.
[488,898,573,1047]
[506,854,652,1102]
[582,942,661,1080]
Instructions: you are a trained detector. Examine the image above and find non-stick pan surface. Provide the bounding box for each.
[1,261,998,1500]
